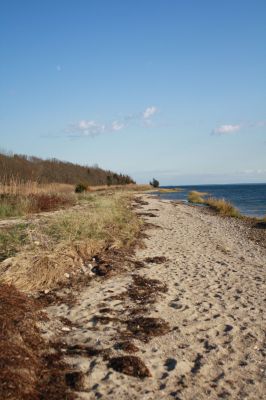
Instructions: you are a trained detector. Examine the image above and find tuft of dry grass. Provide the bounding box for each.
[156,188,184,193]
[188,191,208,204]
[0,192,142,292]
[188,191,241,218]
[205,197,241,217]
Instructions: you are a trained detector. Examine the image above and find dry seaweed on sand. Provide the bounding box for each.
[114,341,139,353]
[0,283,74,400]
[144,256,168,264]
[108,356,151,378]
[128,274,168,304]
[133,198,149,206]
[65,371,85,391]
[138,212,157,217]
[66,344,107,357]
[126,316,170,342]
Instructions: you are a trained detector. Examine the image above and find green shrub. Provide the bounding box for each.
[75,183,87,193]
[150,178,159,188]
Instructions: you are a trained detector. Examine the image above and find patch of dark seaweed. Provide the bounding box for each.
[91,315,121,325]
[92,264,113,277]
[107,292,127,301]
[66,344,111,361]
[114,341,139,353]
[128,275,168,305]
[144,222,162,230]
[66,344,103,357]
[138,212,157,217]
[127,306,149,316]
[98,307,112,314]
[133,198,149,206]
[133,260,146,269]
[127,317,170,342]
[108,356,151,378]
[65,371,85,390]
[144,256,168,264]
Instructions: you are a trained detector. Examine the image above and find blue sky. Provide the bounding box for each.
[0,0,265,184]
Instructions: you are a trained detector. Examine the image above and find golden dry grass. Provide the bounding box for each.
[156,188,184,193]
[205,197,241,217]
[0,178,74,196]
[0,192,142,292]
[0,179,76,218]
[188,191,208,204]
[87,183,151,192]
[188,191,241,218]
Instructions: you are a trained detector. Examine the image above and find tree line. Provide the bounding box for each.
[0,152,135,186]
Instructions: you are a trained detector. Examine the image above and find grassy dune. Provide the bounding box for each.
[0,191,142,292]
[0,180,151,218]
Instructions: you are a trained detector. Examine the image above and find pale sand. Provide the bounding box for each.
[41,195,265,399]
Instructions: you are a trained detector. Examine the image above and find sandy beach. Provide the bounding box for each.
[40,194,265,399]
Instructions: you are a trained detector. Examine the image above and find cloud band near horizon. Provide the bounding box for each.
[68,106,158,137]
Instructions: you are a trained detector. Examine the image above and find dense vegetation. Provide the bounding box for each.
[0,152,134,186]
[150,178,159,188]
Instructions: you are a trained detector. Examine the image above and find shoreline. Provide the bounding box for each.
[149,193,266,249]
[42,194,265,398]
[1,192,265,399]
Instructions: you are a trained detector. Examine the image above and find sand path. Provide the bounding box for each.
[42,195,265,399]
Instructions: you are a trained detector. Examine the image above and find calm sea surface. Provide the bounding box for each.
[153,183,266,218]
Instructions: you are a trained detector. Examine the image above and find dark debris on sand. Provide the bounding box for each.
[0,283,75,400]
[127,316,170,342]
[144,256,168,264]
[128,274,168,305]
[108,356,151,378]
[138,212,157,217]
[114,341,139,353]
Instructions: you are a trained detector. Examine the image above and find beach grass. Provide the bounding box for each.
[188,191,241,217]
[0,180,76,218]
[0,180,151,219]
[156,188,184,193]
[188,191,208,204]
[205,197,241,217]
[0,224,29,262]
[0,191,142,292]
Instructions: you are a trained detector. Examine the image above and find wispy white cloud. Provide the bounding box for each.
[212,120,266,136]
[143,106,157,119]
[68,105,158,138]
[56,65,62,72]
[111,121,125,131]
[212,124,241,135]
[69,119,116,137]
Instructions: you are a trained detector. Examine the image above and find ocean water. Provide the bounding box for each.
[153,183,266,218]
